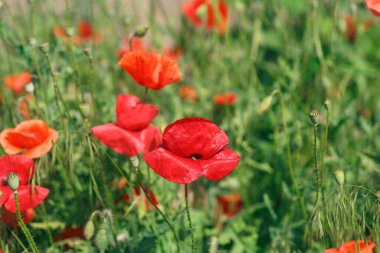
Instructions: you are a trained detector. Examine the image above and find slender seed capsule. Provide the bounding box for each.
[7,172,19,191]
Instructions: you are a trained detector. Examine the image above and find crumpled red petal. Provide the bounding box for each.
[337,240,376,253]
[22,129,59,159]
[119,51,182,90]
[116,94,159,131]
[5,185,49,213]
[0,155,35,185]
[163,117,229,159]
[143,147,203,184]
[199,148,240,181]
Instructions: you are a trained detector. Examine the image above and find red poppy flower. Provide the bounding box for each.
[179,85,198,102]
[53,21,101,45]
[4,72,31,94]
[1,208,35,227]
[324,240,376,253]
[118,37,146,58]
[345,15,357,43]
[217,193,243,218]
[366,0,380,16]
[143,117,240,184]
[182,0,228,34]
[53,227,85,242]
[116,186,159,212]
[92,94,162,156]
[18,95,34,120]
[0,155,49,213]
[0,120,59,159]
[214,92,237,105]
[119,51,182,90]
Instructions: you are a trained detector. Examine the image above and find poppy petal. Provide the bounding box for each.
[182,0,204,26]
[0,185,12,207]
[5,185,49,213]
[0,155,35,185]
[92,123,145,156]
[143,147,203,184]
[323,250,339,253]
[116,94,159,130]
[22,129,59,159]
[119,51,182,90]
[142,126,162,153]
[199,148,240,181]
[163,117,229,159]
[337,240,376,253]
[0,129,24,155]
[1,208,35,227]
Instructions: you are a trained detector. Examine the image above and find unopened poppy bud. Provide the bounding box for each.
[7,172,19,191]
[38,42,49,54]
[324,99,331,110]
[65,27,75,37]
[95,228,108,251]
[83,47,92,58]
[334,169,345,186]
[84,219,95,240]
[25,82,35,93]
[309,109,320,125]
[130,156,139,168]
[29,37,37,46]
[134,26,148,38]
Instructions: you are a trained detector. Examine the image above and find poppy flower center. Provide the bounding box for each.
[190,153,202,160]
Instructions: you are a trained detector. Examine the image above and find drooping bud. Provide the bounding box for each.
[84,219,95,240]
[334,169,345,186]
[130,156,139,168]
[309,109,320,126]
[95,228,108,251]
[7,172,19,191]
[134,26,149,38]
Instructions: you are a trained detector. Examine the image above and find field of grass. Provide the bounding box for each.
[0,0,379,252]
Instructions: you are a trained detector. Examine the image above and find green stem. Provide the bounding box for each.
[278,91,307,219]
[185,184,195,252]
[312,124,320,210]
[13,190,39,253]
[320,104,329,206]
[132,160,180,252]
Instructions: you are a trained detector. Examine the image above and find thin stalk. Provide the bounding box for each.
[312,124,320,209]
[185,184,195,252]
[131,157,180,252]
[278,91,307,219]
[320,101,330,206]
[13,190,39,253]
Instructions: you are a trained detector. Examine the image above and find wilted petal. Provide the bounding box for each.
[143,147,203,184]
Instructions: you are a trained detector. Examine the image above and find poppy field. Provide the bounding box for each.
[0,0,380,252]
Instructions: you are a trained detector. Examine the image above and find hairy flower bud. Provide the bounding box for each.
[7,172,19,191]
[95,228,108,251]
[309,109,320,126]
[334,169,345,186]
[130,156,139,168]
[84,220,95,240]
[134,26,149,38]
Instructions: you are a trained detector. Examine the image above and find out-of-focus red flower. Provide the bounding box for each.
[119,51,182,90]
[362,19,374,31]
[217,193,243,218]
[163,47,183,61]
[182,0,229,34]
[117,177,127,190]
[1,208,35,227]
[118,37,146,58]
[214,92,237,105]
[366,0,380,16]
[4,72,31,94]
[0,120,59,159]
[143,117,240,184]
[324,240,376,253]
[345,15,357,43]
[0,155,49,213]
[18,95,34,120]
[53,227,85,242]
[179,85,197,102]
[116,186,159,212]
[53,20,101,45]
[92,94,162,156]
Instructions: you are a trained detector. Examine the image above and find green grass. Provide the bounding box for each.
[0,0,379,252]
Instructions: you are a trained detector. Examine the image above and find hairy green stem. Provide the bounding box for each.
[312,124,320,210]
[131,159,180,252]
[320,104,330,206]
[13,190,39,253]
[278,91,307,219]
[185,184,195,252]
